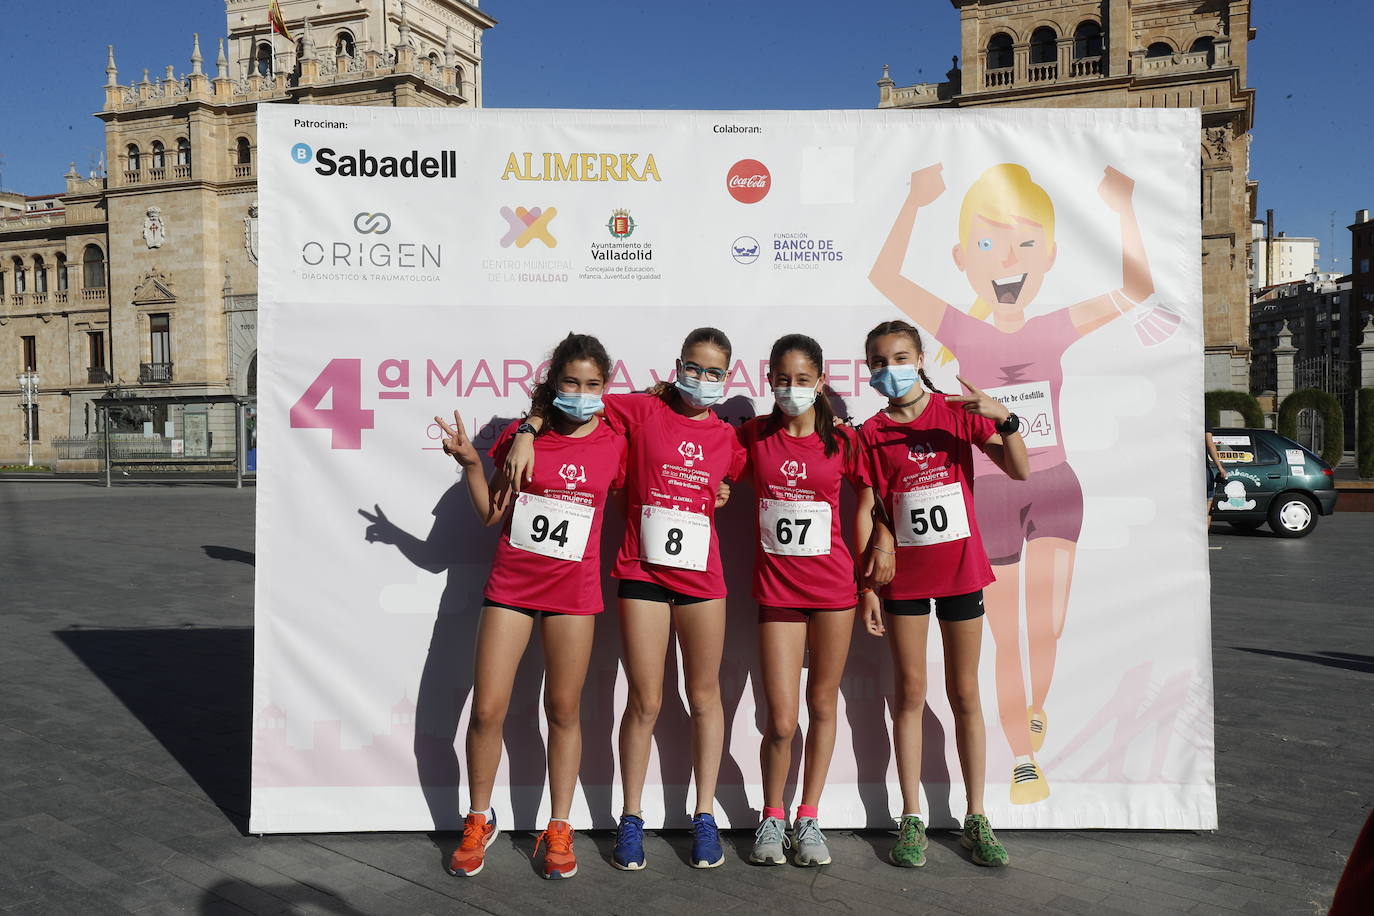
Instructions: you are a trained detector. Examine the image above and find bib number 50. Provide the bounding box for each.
[894,482,971,548]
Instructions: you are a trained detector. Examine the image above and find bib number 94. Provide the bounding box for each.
[509,493,595,562]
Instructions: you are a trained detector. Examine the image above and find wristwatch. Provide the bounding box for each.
[995,412,1021,436]
[516,421,538,437]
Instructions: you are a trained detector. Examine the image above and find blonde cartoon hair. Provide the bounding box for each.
[938,163,1056,364]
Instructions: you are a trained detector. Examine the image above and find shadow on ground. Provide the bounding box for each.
[1231,647,1374,674]
[55,625,252,833]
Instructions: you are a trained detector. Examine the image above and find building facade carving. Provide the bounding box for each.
[0,0,495,464]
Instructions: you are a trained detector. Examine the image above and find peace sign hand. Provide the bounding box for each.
[434,410,481,467]
[946,376,1011,424]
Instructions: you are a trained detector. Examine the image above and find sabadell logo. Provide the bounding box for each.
[291,141,459,178]
[726,159,770,204]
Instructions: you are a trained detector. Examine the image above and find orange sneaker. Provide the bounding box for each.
[447,811,498,877]
[534,820,578,879]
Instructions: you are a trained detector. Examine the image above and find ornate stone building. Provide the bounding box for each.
[0,0,495,464]
[876,0,1257,391]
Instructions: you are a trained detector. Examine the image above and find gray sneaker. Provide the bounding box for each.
[749,816,789,865]
[791,817,831,867]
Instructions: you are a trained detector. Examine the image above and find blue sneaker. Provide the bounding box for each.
[690,812,725,868]
[612,813,646,870]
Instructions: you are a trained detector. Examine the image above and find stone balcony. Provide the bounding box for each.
[4,287,108,310]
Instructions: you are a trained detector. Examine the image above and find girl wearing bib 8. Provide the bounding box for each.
[435,333,627,882]
[503,327,747,871]
[737,334,868,868]
[855,320,1029,869]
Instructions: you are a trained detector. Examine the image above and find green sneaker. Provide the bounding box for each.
[888,815,928,867]
[961,814,1009,867]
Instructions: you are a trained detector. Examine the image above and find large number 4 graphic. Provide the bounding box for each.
[289,359,377,449]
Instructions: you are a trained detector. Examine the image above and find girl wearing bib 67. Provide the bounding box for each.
[737,334,868,868]
[504,328,747,871]
[856,320,1029,869]
[435,333,627,882]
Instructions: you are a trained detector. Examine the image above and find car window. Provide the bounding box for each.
[1250,439,1280,467]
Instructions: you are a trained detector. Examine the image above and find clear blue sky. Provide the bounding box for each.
[1,1,1368,270]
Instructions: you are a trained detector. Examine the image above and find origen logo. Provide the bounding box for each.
[499,206,558,248]
[291,143,313,163]
[727,159,770,204]
[353,212,392,235]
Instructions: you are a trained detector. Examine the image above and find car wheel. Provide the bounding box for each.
[1227,520,1263,532]
[1267,493,1318,538]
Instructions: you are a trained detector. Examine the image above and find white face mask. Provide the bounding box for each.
[773,385,819,417]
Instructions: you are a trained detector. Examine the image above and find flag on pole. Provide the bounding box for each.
[268,1,294,41]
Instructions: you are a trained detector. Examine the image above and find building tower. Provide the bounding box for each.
[876,0,1257,391]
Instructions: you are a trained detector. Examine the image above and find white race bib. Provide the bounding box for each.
[639,505,711,571]
[894,482,971,547]
[982,380,1057,449]
[509,493,595,562]
[759,499,832,557]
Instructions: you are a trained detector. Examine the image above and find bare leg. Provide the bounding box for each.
[758,621,806,812]
[540,613,596,821]
[1025,537,1076,714]
[939,616,987,815]
[984,563,1032,757]
[617,597,672,816]
[673,598,727,815]
[800,608,856,809]
[885,612,931,816]
[466,605,536,812]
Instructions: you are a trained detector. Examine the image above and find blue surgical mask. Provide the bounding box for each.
[869,365,919,399]
[675,374,726,409]
[552,391,603,422]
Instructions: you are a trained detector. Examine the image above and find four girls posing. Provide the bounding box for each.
[435,320,1029,877]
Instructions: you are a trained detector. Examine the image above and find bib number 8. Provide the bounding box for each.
[665,528,684,555]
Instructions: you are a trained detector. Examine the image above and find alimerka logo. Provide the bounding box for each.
[501,152,661,182]
[500,207,558,248]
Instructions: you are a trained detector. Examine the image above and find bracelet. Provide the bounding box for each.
[857,587,873,598]
[871,546,894,555]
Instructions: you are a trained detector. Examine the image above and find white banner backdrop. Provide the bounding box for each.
[252,104,1214,833]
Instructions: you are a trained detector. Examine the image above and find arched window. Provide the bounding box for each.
[1190,36,1215,64]
[12,256,25,293]
[454,64,465,92]
[56,253,68,291]
[986,33,1014,71]
[428,51,441,71]
[1146,41,1174,58]
[33,254,47,294]
[1073,21,1103,59]
[255,42,273,76]
[83,245,106,289]
[1030,27,1057,65]
[150,141,165,169]
[126,143,141,172]
[176,137,191,167]
[336,31,355,57]
[236,137,252,165]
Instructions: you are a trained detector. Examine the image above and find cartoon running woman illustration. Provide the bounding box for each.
[868,162,1159,804]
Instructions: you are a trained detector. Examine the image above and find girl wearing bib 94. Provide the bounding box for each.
[737,334,868,868]
[855,320,1029,869]
[504,327,747,871]
[436,333,627,882]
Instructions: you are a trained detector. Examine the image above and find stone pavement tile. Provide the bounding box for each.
[0,868,136,916]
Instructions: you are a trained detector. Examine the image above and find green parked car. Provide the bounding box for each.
[1210,428,1338,538]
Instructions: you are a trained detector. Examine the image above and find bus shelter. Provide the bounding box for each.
[92,393,255,487]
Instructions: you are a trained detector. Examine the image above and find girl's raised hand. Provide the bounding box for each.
[948,376,1011,424]
[434,410,480,467]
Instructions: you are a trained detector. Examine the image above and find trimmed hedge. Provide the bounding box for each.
[1359,388,1374,479]
[1277,388,1344,467]
[1205,390,1264,428]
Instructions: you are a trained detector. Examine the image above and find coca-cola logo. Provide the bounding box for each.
[726,159,771,204]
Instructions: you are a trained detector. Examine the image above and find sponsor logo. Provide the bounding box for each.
[771,232,844,269]
[731,236,760,264]
[727,159,770,204]
[780,459,808,487]
[501,152,661,182]
[353,212,392,235]
[294,143,459,179]
[559,463,587,490]
[606,208,636,239]
[500,206,558,249]
[678,441,705,467]
[907,442,935,470]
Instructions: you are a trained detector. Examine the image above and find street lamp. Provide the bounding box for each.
[17,370,40,468]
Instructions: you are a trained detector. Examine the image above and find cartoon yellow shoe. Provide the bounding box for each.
[1028,707,1048,754]
[1011,757,1051,805]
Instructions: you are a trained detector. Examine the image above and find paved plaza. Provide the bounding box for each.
[1,482,1369,914]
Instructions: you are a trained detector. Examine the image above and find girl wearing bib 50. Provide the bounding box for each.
[436,333,627,882]
[504,327,747,871]
[856,320,1029,869]
[737,334,868,868]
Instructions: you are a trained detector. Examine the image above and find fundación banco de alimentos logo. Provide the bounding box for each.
[500,206,558,248]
